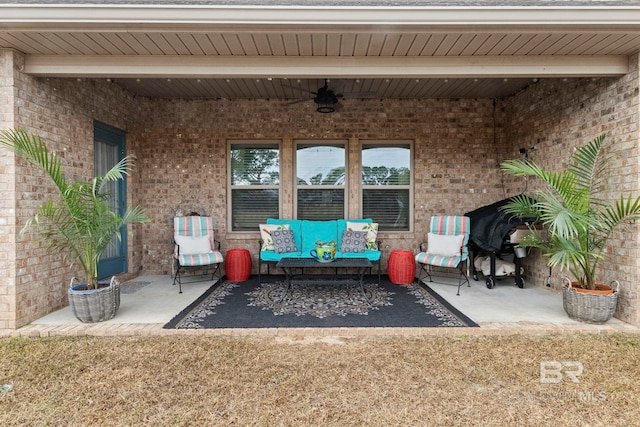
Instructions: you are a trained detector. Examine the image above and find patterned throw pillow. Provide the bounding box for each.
[259,223,290,251]
[346,221,379,250]
[271,229,299,254]
[340,230,367,253]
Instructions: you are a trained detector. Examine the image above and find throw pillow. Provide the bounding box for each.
[271,229,299,254]
[346,221,379,250]
[175,235,212,255]
[340,230,367,253]
[259,223,290,251]
[427,233,464,257]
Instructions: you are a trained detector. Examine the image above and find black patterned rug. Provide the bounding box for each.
[164,275,478,329]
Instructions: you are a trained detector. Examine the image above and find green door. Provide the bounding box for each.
[94,121,127,279]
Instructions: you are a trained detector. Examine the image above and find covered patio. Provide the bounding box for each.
[12,274,636,336]
[2,1,640,330]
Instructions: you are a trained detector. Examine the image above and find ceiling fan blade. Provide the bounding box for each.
[284,98,309,105]
[342,91,378,99]
[281,83,313,95]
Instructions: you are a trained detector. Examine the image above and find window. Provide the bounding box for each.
[229,141,280,231]
[295,141,346,220]
[362,142,412,231]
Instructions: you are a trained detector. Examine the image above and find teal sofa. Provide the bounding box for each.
[258,218,382,283]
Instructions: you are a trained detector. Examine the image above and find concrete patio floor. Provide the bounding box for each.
[5,273,638,337]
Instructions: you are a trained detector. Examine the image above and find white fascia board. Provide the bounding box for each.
[24,55,629,78]
[2,5,640,30]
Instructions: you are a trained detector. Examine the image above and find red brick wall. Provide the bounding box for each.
[2,47,639,326]
[500,54,640,324]
[133,98,505,277]
[1,51,139,328]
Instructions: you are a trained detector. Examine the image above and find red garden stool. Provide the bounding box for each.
[225,248,252,282]
[388,250,417,285]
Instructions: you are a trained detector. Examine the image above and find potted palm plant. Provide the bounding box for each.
[500,134,640,323]
[0,129,150,323]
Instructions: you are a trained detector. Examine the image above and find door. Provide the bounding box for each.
[94,121,128,279]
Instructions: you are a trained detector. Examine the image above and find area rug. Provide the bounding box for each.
[164,275,478,329]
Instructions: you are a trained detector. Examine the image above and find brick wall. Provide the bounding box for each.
[2,48,639,327]
[134,98,505,277]
[1,51,140,328]
[500,54,640,324]
[0,50,17,330]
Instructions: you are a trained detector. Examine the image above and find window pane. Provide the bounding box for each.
[362,144,410,185]
[363,189,410,231]
[297,189,344,220]
[231,189,279,231]
[297,144,345,186]
[231,144,279,185]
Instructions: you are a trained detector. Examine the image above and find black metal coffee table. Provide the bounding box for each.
[276,258,373,305]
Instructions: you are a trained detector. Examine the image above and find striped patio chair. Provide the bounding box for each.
[415,215,471,295]
[173,215,224,293]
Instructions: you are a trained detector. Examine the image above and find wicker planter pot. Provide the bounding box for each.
[68,276,121,323]
[562,279,619,324]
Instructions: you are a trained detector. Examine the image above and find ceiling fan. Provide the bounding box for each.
[284,79,375,113]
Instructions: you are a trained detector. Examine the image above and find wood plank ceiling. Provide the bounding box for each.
[1,3,640,100]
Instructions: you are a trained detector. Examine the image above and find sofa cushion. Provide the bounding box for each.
[300,220,338,253]
[346,221,379,250]
[340,230,367,253]
[337,249,381,262]
[266,218,303,250]
[259,223,290,251]
[337,218,372,239]
[272,229,299,254]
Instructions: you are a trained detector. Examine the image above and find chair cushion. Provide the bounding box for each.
[177,251,224,267]
[175,235,212,255]
[259,223,290,251]
[427,233,464,257]
[272,229,299,254]
[346,221,379,250]
[340,230,367,253]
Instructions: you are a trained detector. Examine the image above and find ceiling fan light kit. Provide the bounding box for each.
[314,80,339,113]
[315,101,336,113]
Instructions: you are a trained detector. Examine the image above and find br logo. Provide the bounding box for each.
[540,361,584,384]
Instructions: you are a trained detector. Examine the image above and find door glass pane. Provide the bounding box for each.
[94,140,119,259]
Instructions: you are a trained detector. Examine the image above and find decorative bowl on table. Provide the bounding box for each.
[310,245,336,262]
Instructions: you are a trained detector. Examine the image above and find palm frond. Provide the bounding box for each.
[1,129,150,289]
[501,133,638,290]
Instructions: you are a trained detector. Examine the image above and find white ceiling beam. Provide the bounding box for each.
[24,55,629,78]
[2,5,640,31]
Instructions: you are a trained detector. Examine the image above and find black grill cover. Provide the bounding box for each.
[464,198,534,252]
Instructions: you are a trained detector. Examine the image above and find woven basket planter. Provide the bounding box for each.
[562,279,619,324]
[69,276,121,323]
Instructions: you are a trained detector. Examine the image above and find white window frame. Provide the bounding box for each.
[227,139,282,232]
[294,139,348,220]
[360,139,414,232]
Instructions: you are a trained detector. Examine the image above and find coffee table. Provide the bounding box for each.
[276,258,373,305]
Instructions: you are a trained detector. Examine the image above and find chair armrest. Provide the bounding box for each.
[419,242,428,252]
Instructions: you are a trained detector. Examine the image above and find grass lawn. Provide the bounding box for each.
[1,333,639,426]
